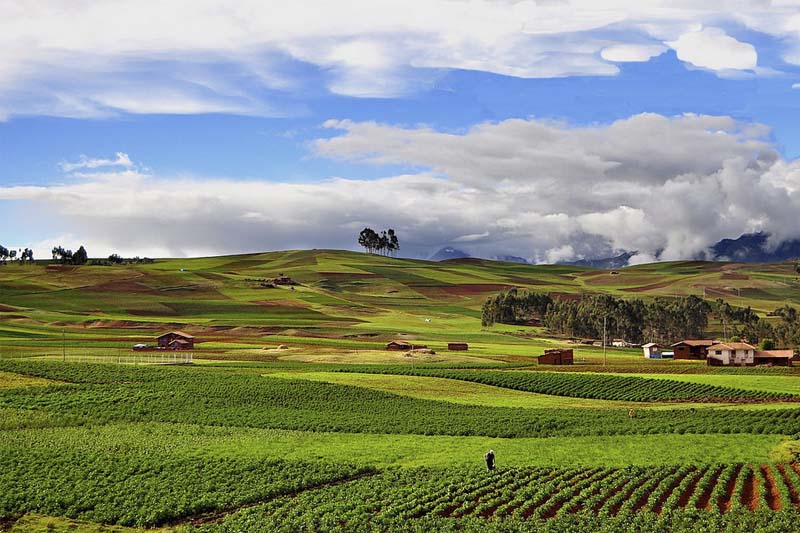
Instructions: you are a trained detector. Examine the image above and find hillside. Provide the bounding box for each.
[1,249,800,363]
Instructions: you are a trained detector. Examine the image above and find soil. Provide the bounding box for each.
[761,465,782,510]
[696,467,722,511]
[777,464,799,505]
[653,468,694,514]
[721,465,742,513]
[676,469,704,508]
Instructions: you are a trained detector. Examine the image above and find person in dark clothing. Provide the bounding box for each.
[484,449,495,471]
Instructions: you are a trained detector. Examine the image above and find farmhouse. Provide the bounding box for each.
[386,340,427,351]
[538,348,573,365]
[642,343,661,359]
[448,342,469,351]
[702,342,794,367]
[671,340,715,360]
[157,331,194,350]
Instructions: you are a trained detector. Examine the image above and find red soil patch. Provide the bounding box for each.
[549,292,583,301]
[721,272,749,280]
[440,283,515,296]
[622,280,675,293]
[761,465,782,510]
[696,466,722,511]
[630,471,670,513]
[653,468,695,514]
[591,477,632,514]
[87,280,157,294]
[45,265,76,273]
[740,469,757,511]
[677,468,705,508]
[721,465,742,513]
[610,475,651,516]
[777,464,799,506]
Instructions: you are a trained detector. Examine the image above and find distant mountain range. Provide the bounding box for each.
[710,232,800,262]
[563,252,638,269]
[427,232,800,268]
[429,247,471,261]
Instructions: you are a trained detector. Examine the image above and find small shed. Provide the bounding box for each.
[538,348,574,365]
[386,341,427,351]
[642,343,661,359]
[157,331,194,350]
[448,342,469,351]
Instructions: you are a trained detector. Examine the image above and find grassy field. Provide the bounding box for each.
[3,250,800,531]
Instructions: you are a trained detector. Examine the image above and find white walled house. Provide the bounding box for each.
[642,343,661,359]
[706,342,755,366]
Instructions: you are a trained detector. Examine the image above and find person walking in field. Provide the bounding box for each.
[484,449,495,472]
[629,408,636,419]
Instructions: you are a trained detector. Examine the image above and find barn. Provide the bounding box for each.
[157,331,194,350]
[538,348,573,365]
[671,340,715,360]
[448,342,469,351]
[754,350,794,366]
[386,341,411,350]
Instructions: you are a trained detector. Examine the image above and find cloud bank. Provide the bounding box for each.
[1,1,797,118]
[4,113,800,263]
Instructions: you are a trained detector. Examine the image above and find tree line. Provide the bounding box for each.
[481,289,709,345]
[0,245,34,264]
[357,228,399,256]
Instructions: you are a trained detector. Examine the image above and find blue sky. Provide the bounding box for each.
[4,2,800,262]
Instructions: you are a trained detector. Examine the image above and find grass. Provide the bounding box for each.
[2,422,785,468]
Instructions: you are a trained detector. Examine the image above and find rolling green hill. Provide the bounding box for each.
[1,249,800,364]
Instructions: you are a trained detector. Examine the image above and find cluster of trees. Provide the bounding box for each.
[357,228,399,256]
[0,246,34,264]
[99,254,154,265]
[482,289,709,345]
[51,245,88,265]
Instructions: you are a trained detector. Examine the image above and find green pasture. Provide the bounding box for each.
[1,422,786,469]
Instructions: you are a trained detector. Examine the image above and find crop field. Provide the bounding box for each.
[4,250,800,531]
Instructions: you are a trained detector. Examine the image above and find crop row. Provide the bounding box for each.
[3,361,800,438]
[193,464,800,532]
[0,446,371,527]
[336,366,794,402]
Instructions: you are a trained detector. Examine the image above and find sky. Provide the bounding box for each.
[4,1,800,263]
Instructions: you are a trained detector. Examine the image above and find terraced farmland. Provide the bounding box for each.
[4,251,800,532]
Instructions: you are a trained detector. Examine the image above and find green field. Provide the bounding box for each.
[3,250,800,531]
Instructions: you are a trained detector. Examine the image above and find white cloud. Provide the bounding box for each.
[60,152,134,172]
[0,2,797,117]
[6,113,800,264]
[601,44,666,62]
[667,27,757,71]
